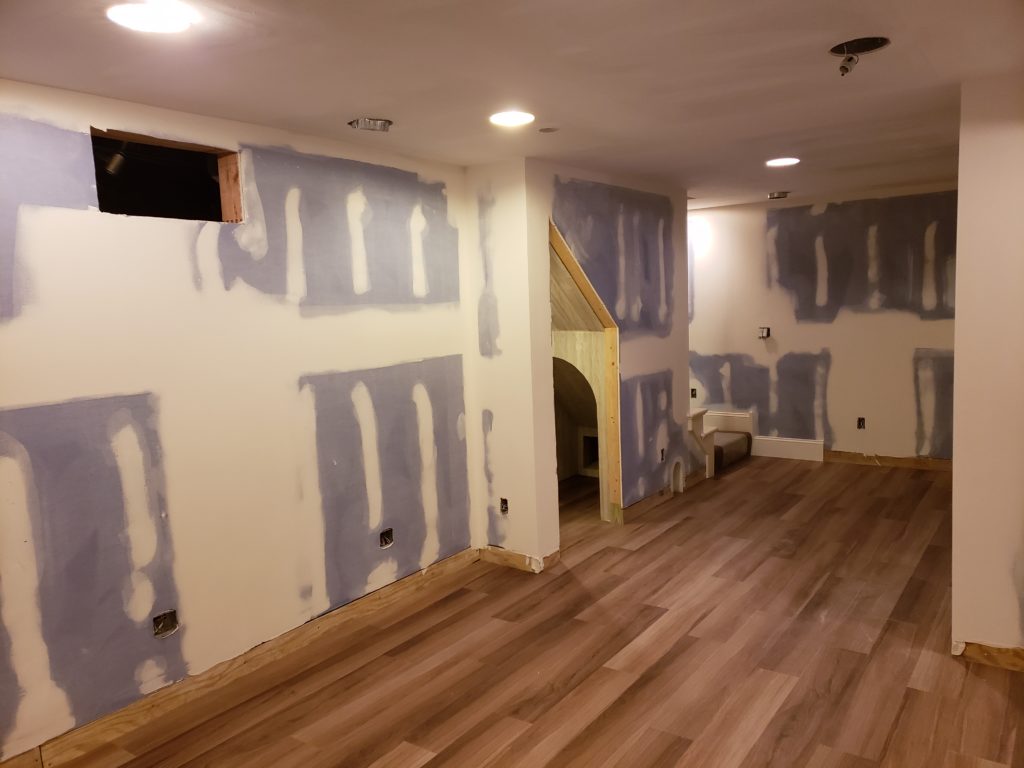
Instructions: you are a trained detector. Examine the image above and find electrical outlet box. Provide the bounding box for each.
[500,498,509,514]
[690,388,697,399]
[857,417,866,429]
[152,609,179,638]
[758,327,771,339]
[379,528,394,548]
[660,448,665,462]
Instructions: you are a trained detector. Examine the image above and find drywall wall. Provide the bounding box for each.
[467,160,559,559]
[529,161,691,507]
[0,79,555,759]
[688,189,956,458]
[952,72,1024,650]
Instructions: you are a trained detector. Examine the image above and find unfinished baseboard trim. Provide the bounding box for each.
[752,436,824,462]
[620,485,673,523]
[0,748,41,768]
[824,449,952,471]
[479,545,559,574]
[960,641,1024,672]
[28,547,481,768]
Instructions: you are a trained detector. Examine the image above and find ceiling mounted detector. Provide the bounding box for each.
[830,36,890,77]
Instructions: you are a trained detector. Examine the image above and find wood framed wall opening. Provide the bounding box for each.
[90,127,243,223]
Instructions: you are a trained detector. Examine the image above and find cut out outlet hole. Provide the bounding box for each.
[152,609,179,638]
[857,417,866,429]
[379,528,394,548]
[500,498,509,514]
[690,388,697,399]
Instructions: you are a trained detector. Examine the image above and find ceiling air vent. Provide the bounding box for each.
[348,117,393,132]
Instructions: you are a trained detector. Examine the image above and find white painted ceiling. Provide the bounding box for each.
[2,0,1023,206]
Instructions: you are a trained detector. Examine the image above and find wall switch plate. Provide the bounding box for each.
[500,498,509,514]
[690,388,697,399]
[758,327,771,339]
[857,417,866,429]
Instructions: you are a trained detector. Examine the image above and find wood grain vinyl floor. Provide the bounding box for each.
[71,458,1023,767]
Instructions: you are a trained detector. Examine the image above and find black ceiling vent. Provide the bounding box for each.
[829,37,890,56]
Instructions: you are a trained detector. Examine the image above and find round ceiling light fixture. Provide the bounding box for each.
[766,157,800,168]
[106,0,201,33]
[489,110,535,128]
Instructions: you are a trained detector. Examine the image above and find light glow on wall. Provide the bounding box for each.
[688,214,713,261]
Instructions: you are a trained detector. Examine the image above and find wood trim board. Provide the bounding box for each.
[960,642,1024,672]
[825,449,951,471]
[479,546,560,574]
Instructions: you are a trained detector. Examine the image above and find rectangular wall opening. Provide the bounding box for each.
[90,127,243,223]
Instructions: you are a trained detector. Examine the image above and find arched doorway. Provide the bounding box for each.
[552,356,605,528]
[552,358,600,509]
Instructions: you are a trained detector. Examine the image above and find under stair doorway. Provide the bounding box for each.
[549,221,622,523]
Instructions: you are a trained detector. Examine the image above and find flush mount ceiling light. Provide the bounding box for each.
[489,110,535,128]
[348,117,393,132]
[106,0,201,33]
[766,157,800,168]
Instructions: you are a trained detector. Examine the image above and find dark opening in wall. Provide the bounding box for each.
[582,433,599,471]
[90,128,243,223]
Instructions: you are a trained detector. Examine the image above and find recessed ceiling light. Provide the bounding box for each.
[106,0,201,33]
[489,111,535,128]
[766,157,800,168]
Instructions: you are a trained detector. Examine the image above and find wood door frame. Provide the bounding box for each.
[549,221,623,522]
